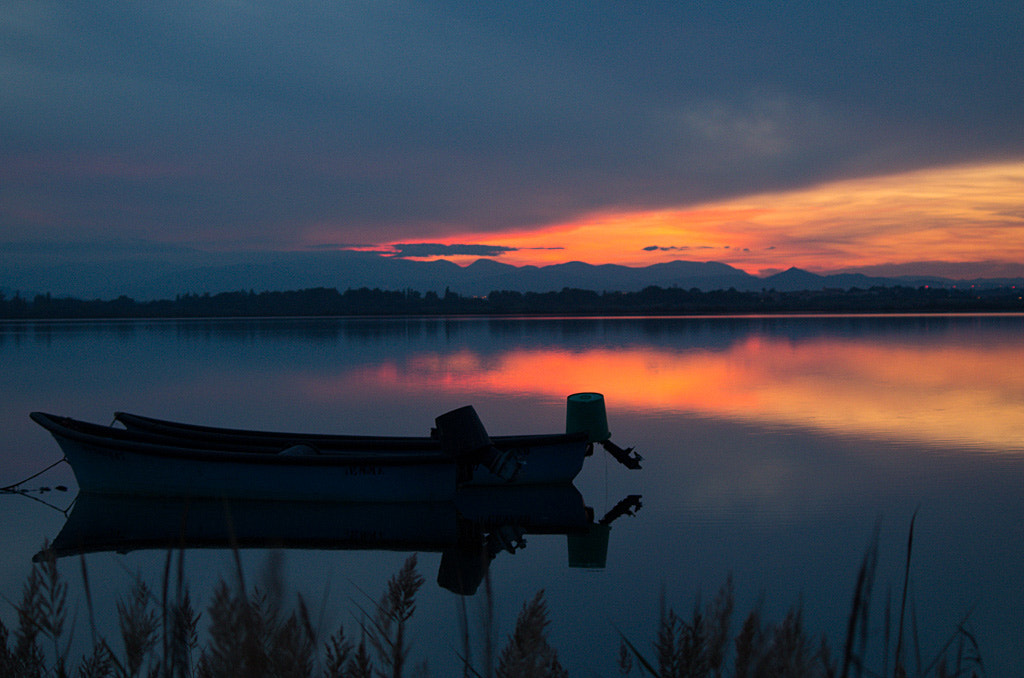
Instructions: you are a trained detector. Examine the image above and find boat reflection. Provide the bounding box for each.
[37,486,642,595]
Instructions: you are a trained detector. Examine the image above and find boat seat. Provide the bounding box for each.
[278,444,320,456]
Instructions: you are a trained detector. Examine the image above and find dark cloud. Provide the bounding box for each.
[389,243,519,258]
[307,243,379,251]
[643,245,719,252]
[1,1,1022,247]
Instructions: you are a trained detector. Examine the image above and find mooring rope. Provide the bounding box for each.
[0,456,68,492]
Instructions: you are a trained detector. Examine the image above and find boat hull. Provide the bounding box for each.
[32,413,457,502]
[113,411,591,486]
[466,437,586,485]
[31,412,591,501]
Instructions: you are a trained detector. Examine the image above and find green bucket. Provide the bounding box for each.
[566,392,610,442]
[567,524,611,569]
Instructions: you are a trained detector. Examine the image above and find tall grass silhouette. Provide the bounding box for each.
[2,527,984,677]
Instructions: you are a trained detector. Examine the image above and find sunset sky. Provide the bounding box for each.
[3,2,1023,278]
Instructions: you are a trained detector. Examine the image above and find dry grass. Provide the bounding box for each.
[495,591,567,678]
[2,539,985,678]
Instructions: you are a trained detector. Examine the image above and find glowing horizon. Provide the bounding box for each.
[379,160,1024,276]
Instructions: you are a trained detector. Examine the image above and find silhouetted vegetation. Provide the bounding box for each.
[1,544,985,677]
[1,284,1023,319]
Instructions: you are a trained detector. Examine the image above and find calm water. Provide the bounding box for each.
[2,315,1023,675]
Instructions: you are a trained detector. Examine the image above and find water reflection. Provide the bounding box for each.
[38,487,642,596]
[302,323,1024,452]
[5,315,1024,674]
[12,315,1019,450]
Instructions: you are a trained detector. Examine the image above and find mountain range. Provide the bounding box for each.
[3,248,1023,300]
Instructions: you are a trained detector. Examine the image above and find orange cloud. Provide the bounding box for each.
[395,160,1024,273]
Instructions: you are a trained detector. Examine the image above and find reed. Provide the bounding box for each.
[622,581,833,678]
[1,541,986,678]
[495,590,566,678]
[350,553,426,678]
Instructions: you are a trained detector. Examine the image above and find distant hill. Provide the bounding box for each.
[758,266,1023,292]
[2,247,1023,300]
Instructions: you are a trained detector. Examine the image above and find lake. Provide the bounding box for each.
[2,314,1023,675]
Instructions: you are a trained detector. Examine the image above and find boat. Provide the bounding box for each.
[31,412,460,502]
[111,411,591,486]
[30,393,641,502]
[34,487,643,594]
[112,392,643,474]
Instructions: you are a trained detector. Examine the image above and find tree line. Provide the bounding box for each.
[0,284,1022,319]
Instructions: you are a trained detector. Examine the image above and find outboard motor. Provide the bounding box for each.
[566,392,642,469]
[435,405,523,482]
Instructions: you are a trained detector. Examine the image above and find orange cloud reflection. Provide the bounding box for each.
[314,336,1024,452]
